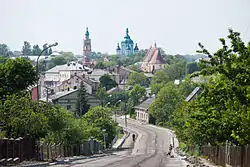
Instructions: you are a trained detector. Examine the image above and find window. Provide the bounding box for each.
[67,105,72,110]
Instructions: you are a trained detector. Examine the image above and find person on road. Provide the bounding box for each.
[167,144,173,156]
[132,134,136,141]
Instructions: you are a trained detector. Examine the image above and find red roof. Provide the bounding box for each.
[148,49,165,64]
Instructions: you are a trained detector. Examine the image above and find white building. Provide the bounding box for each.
[44,62,88,86]
[135,97,155,123]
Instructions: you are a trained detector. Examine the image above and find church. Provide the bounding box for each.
[116,28,139,56]
[83,27,92,66]
[140,43,165,73]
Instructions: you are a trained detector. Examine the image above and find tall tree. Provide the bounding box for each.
[96,85,106,106]
[76,82,90,116]
[0,58,37,100]
[48,48,53,55]
[0,44,10,57]
[99,74,117,91]
[149,82,183,126]
[42,44,49,55]
[172,29,250,147]
[22,41,32,55]
[32,45,42,55]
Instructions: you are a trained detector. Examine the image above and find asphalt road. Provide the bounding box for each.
[51,116,187,167]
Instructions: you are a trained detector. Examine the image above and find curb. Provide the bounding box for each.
[117,131,130,149]
[19,162,49,167]
[48,154,109,166]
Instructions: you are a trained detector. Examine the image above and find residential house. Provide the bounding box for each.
[44,62,91,89]
[134,97,155,123]
[49,89,101,111]
[114,65,135,87]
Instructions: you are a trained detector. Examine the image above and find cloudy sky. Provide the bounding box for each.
[0,0,250,55]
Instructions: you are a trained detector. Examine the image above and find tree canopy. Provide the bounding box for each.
[127,72,149,87]
[168,29,250,148]
[0,57,37,100]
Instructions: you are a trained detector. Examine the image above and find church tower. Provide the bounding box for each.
[83,27,92,65]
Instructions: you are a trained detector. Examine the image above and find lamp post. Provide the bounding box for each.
[74,72,84,117]
[102,129,106,149]
[114,100,122,122]
[36,42,58,101]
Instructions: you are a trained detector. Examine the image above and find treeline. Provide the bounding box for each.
[0,57,117,148]
[148,29,250,152]
[0,41,53,57]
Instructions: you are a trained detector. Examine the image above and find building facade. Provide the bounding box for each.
[140,43,165,73]
[134,97,155,123]
[83,27,92,66]
[116,28,139,56]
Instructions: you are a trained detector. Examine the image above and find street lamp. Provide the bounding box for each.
[114,100,122,122]
[74,73,84,117]
[102,129,106,149]
[36,42,58,101]
[102,102,111,118]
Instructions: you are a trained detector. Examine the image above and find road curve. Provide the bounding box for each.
[51,116,187,167]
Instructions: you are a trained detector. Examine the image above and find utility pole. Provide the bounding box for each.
[123,103,127,127]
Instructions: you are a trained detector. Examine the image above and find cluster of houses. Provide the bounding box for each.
[29,39,202,124]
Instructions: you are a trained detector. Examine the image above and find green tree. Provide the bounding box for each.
[187,62,201,74]
[0,57,37,100]
[22,41,32,55]
[76,82,90,116]
[0,93,48,138]
[32,44,42,55]
[83,106,117,148]
[173,29,250,147]
[99,74,117,91]
[48,48,53,55]
[127,72,149,87]
[0,44,10,57]
[96,85,106,106]
[150,59,187,94]
[149,82,183,126]
[129,84,146,105]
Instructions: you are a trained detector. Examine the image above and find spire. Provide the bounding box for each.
[126,28,129,36]
[116,43,121,50]
[85,27,89,38]
[134,43,139,51]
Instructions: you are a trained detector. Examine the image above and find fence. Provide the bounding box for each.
[0,136,101,165]
[37,138,101,161]
[0,136,36,165]
[201,144,250,167]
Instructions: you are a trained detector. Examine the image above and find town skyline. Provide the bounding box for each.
[1,0,250,55]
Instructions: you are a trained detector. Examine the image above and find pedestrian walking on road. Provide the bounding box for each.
[167,144,173,156]
[132,134,136,141]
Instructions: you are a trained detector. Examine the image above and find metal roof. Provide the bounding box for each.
[134,97,155,110]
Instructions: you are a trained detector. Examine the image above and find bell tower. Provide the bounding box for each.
[83,27,92,65]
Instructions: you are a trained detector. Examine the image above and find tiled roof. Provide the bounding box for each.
[50,89,78,100]
[46,62,87,73]
[134,97,155,110]
[148,49,165,64]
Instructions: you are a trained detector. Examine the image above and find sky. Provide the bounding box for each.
[0,0,250,55]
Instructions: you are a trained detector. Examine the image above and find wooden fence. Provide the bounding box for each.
[37,139,101,161]
[0,136,101,165]
[201,145,250,167]
[0,136,36,165]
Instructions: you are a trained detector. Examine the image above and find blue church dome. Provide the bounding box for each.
[85,27,89,38]
[123,28,134,44]
[116,28,138,56]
